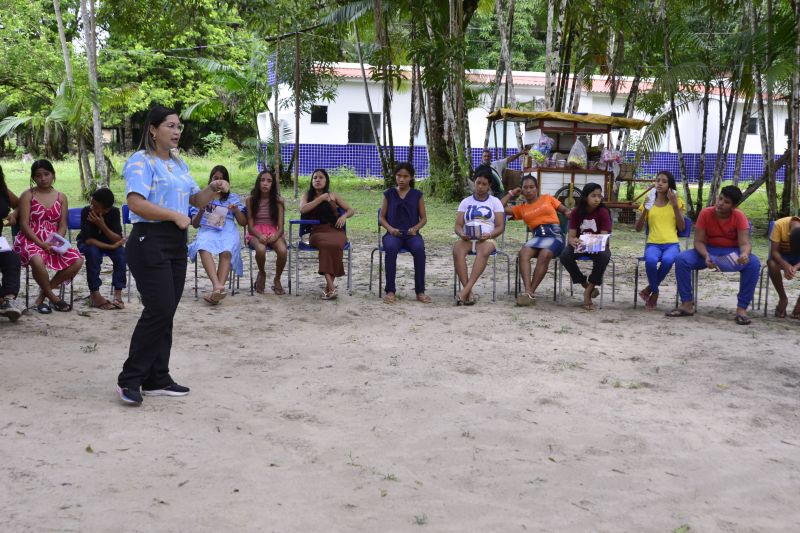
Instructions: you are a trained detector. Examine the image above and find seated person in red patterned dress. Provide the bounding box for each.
[13,160,83,313]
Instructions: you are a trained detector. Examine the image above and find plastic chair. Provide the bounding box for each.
[369,208,412,297]
[756,220,777,316]
[633,215,692,308]
[452,217,511,303]
[691,220,754,311]
[288,208,352,296]
[557,239,616,308]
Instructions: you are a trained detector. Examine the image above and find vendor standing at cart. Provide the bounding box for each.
[474,147,529,197]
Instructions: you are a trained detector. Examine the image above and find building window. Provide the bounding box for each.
[348,112,381,144]
[310,105,328,124]
[747,117,758,135]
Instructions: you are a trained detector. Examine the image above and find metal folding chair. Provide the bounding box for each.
[369,208,412,297]
[633,215,692,308]
[287,208,352,296]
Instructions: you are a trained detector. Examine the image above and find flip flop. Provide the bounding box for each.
[36,302,52,314]
[464,294,477,306]
[735,314,752,325]
[516,293,536,306]
[90,299,115,310]
[416,293,432,304]
[51,299,72,312]
[112,298,125,310]
[665,308,695,317]
[254,272,266,294]
[383,293,396,304]
[203,293,219,305]
[271,285,286,296]
[645,294,658,310]
[455,295,464,306]
[774,302,787,318]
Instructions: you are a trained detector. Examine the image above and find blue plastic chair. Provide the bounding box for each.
[633,215,692,308]
[369,208,412,297]
[757,220,777,316]
[191,205,241,299]
[288,207,352,296]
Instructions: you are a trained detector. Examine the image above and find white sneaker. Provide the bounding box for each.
[0,297,23,322]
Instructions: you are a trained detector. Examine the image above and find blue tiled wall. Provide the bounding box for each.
[261,143,798,183]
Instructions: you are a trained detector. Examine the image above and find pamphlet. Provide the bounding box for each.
[200,203,229,230]
[44,232,70,254]
[710,251,744,272]
[464,224,483,253]
[576,234,610,254]
[0,236,11,253]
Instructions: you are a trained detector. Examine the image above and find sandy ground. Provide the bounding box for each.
[2,240,800,533]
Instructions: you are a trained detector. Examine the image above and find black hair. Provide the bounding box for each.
[393,162,416,188]
[720,185,743,206]
[0,165,8,202]
[306,168,330,202]
[209,165,230,201]
[790,226,800,256]
[473,166,493,183]
[520,174,539,188]
[655,170,677,198]
[92,187,115,208]
[249,168,281,225]
[577,182,606,216]
[139,104,180,153]
[30,159,56,187]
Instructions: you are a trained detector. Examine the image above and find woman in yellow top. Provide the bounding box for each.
[501,175,571,305]
[635,171,686,309]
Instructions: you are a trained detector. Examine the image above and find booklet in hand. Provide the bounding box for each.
[710,252,744,272]
[464,224,483,240]
[576,234,610,254]
[44,232,70,254]
[200,203,229,230]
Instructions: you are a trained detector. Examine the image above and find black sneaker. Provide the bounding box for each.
[142,383,190,397]
[118,386,143,405]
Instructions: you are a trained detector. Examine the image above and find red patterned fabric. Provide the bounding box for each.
[13,194,82,269]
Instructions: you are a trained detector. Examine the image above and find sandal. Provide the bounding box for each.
[254,272,266,294]
[51,299,72,312]
[638,287,651,304]
[416,293,432,304]
[464,294,477,306]
[36,302,52,314]
[583,303,597,311]
[271,284,286,296]
[516,292,536,306]
[645,293,658,310]
[735,314,752,326]
[111,298,125,310]
[665,308,695,317]
[202,293,219,305]
[90,299,115,310]
[383,293,396,304]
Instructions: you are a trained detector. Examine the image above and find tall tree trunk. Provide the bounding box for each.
[447,0,467,196]
[732,93,753,186]
[81,0,106,188]
[53,0,73,83]
[791,0,800,214]
[496,0,523,149]
[570,63,585,114]
[273,35,281,182]
[695,81,710,214]
[483,55,505,150]
[751,1,776,219]
[409,49,418,165]
[354,23,388,181]
[375,1,395,184]
[708,79,739,204]
[615,70,641,151]
[546,0,566,111]
[662,0,694,217]
[78,134,92,196]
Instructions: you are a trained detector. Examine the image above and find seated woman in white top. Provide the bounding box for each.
[452,173,505,305]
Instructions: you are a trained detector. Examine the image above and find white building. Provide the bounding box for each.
[258,62,790,156]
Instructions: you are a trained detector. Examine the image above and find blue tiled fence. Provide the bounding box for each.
[263,143,798,183]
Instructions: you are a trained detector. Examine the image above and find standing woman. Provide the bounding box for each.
[299,168,354,299]
[634,171,685,309]
[117,105,229,405]
[379,162,430,303]
[13,160,83,313]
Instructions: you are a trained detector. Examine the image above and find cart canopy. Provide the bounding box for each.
[486,109,649,130]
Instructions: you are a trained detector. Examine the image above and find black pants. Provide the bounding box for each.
[559,244,611,286]
[0,250,21,298]
[118,223,187,390]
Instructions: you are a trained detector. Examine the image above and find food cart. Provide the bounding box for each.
[485,109,650,212]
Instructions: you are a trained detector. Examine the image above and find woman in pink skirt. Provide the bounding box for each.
[14,160,83,313]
